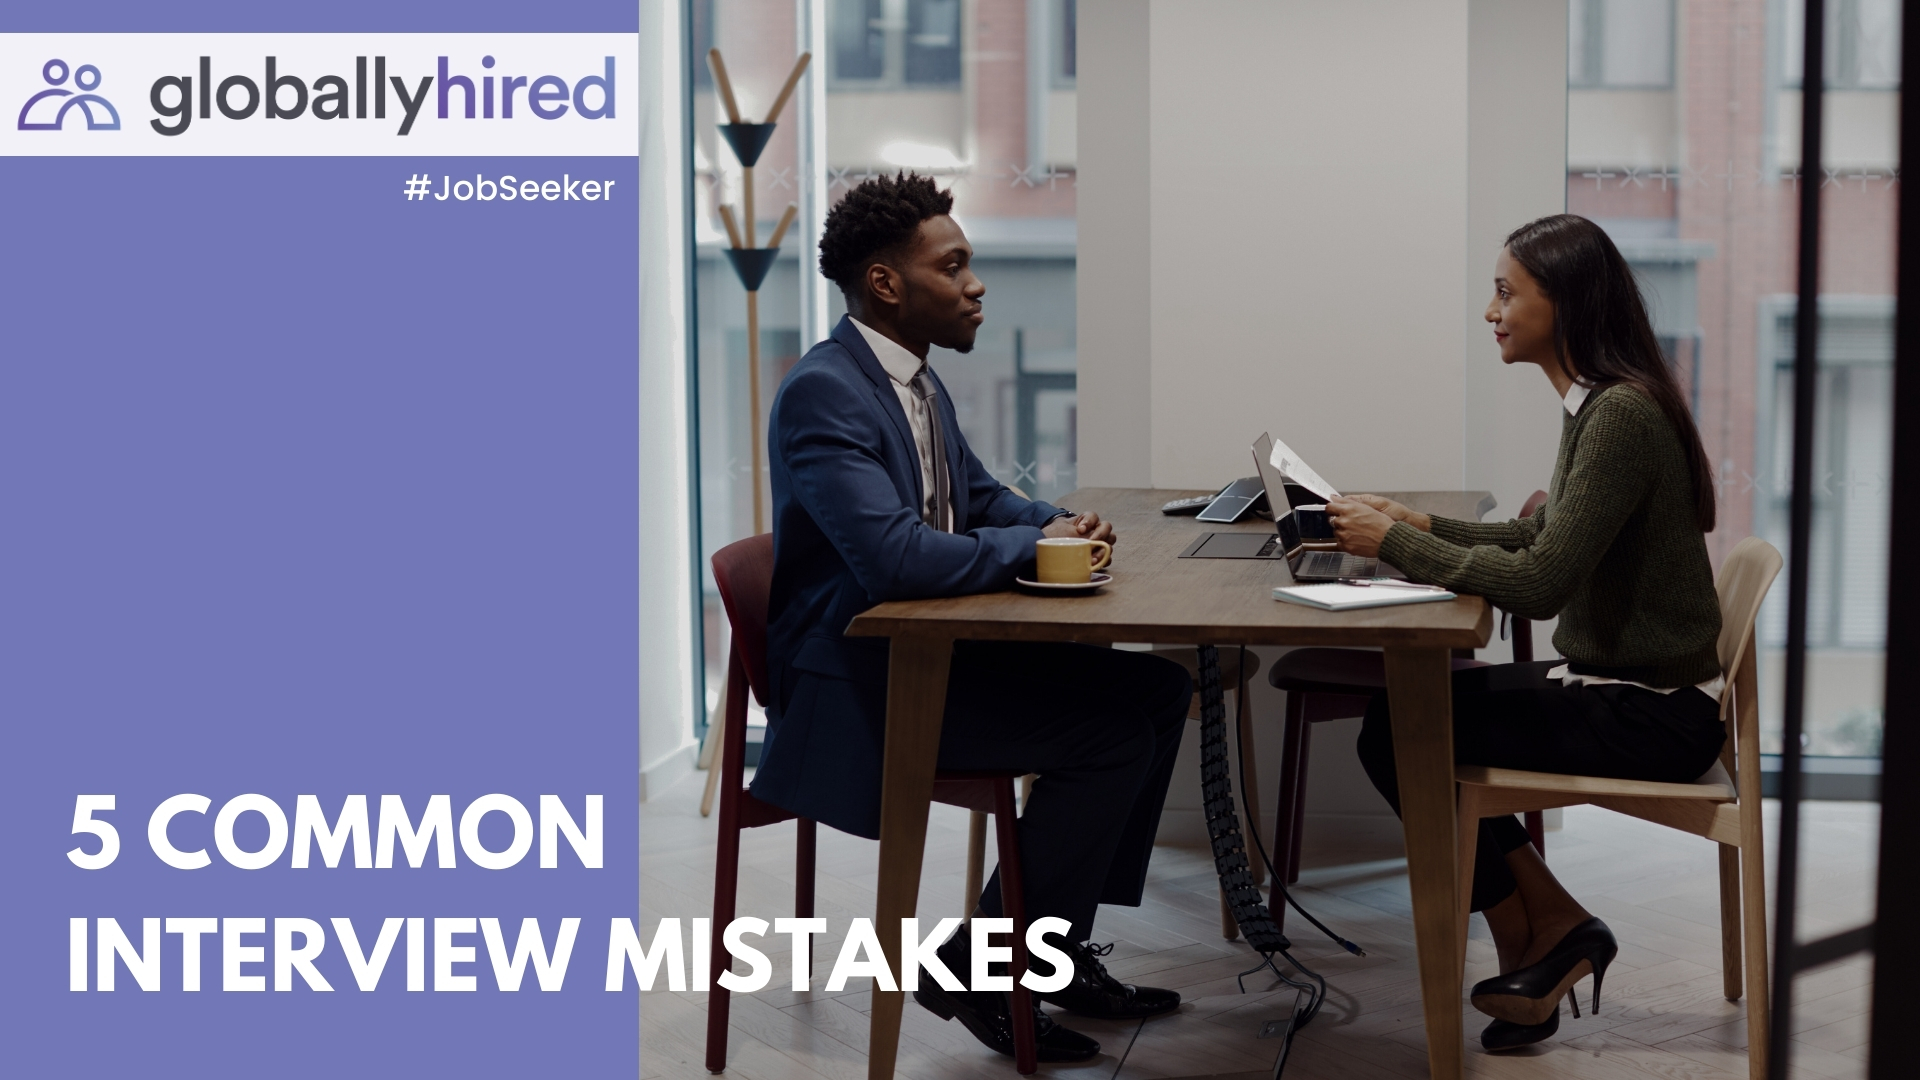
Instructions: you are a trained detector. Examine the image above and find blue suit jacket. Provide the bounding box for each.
[752,316,1063,839]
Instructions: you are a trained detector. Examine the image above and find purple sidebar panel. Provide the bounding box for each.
[1,4,643,1077]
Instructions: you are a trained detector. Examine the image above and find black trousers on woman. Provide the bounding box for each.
[1356,659,1726,912]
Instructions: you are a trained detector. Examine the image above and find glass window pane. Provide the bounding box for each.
[1853,0,1903,87]
[1057,0,1077,82]
[1599,0,1673,86]
[905,0,962,84]
[832,0,887,81]
[1569,0,1897,760]
[1569,0,1594,85]
[690,0,813,733]
[1783,0,1851,87]
[827,0,1078,504]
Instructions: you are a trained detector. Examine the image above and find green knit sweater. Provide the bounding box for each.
[1379,384,1723,688]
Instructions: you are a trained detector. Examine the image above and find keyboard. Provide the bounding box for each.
[1161,494,1217,515]
[1297,550,1379,580]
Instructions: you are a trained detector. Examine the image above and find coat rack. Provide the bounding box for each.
[699,48,811,818]
[708,47,810,538]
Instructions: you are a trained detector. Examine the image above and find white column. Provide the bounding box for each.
[638,0,700,799]
[1026,0,1052,172]
[1074,0,1154,487]
[797,0,831,349]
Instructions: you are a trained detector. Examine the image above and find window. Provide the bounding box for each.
[688,0,1077,752]
[1567,0,1897,758]
[1755,302,1894,755]
[1054,0,1077,86]
[830,0,963,89]
[1786,0,1903,89]
[1758,303,1894,642]
[1569,0,1674,88]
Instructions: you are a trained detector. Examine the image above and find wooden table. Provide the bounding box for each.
[846,487,1495,1080]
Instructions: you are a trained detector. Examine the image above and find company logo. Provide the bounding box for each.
[17,58,121,131]
[0,35,638,157]
[148,55,615,137]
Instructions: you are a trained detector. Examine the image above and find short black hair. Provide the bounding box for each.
[817,172,954,299]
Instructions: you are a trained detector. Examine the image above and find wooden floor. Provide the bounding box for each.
[640,770,1877,1080]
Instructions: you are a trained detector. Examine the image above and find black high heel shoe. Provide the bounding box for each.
[1481,990,1581,1052]
[1481,1006,1557,1051]
[1470,916,1617,1026]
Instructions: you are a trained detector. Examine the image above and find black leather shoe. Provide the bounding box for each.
[1034,940,1181,1020]
[1481,1006,1558,1051]
[913,934,1101,1063]
[1470,916,1618,1026]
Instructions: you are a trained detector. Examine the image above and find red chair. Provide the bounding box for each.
[705,534,1039,1075]
[1266,491,1550,919]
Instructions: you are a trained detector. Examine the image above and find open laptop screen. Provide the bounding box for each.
[1252,433,1293,520]
[1274,506,1303,561]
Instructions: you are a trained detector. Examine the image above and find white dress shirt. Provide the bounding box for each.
[1544,379,1725,703]
[850,317,951,530]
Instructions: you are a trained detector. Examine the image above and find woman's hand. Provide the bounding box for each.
[1347,494,1431,533]
[1326,496,1395,558]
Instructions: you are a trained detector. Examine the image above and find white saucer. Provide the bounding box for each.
[1015,572,1113,593]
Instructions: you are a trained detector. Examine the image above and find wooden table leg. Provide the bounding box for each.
[868,635,955,1080]
[1383,646,1463,1080]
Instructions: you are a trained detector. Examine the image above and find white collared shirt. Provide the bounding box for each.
[849,317,951,530]
[1547,378,1725,703]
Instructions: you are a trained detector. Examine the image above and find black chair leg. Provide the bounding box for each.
[993,781,1037,1075]
[1287,721,1313,885]
[1271,692,1310,918]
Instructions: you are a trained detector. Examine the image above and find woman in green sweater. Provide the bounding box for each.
[1325,214,1725,1051]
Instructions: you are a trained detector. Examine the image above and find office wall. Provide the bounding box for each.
[1075,0,1154,487]
[1080,0,1568,502]
[1145,1,1472,492]
[1465,0,1570,540]
[1079,2,1572,839]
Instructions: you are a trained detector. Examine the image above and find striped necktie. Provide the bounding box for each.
[908,367,951,531]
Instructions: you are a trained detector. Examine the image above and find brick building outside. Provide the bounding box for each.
[689,0,1896,753]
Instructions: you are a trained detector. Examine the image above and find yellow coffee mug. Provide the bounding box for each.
[1034,537,1112,584]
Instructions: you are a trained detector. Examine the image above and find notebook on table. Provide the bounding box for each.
[1273,582,1457,610]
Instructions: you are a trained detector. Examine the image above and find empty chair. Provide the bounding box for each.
[1265,491,1550,918]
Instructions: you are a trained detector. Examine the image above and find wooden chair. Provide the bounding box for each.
[1454,536,1781,1080]
[705,534,1041,1075]
[1265,491,1550,922]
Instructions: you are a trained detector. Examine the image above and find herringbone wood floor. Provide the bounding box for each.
[640,768,1876,1080]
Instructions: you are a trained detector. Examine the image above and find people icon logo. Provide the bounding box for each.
[17,59,121,131]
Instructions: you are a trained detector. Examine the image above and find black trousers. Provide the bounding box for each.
[1356,660,1725,912]
[934,641,1192,942]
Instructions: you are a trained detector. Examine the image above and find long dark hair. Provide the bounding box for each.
[1504,214,1717,533]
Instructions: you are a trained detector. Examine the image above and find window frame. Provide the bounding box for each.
[826,0,966,93]
[1784,0,1904,89]
[1052,0,1077,89]
[1569,0,1677,91]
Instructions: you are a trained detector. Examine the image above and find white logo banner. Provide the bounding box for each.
[1,34,638,156]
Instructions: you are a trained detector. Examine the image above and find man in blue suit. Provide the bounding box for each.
[755,173,1192,1063]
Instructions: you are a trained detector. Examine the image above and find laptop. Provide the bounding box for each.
[1176,434,1397,581]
